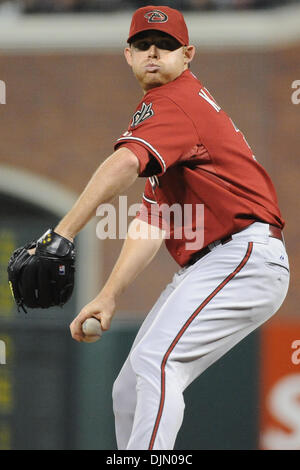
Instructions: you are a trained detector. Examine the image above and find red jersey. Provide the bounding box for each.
[115,70,284,267]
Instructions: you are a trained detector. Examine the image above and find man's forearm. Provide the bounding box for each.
[69,220,165,337]
[101,219,165,299]
[55,147,139,240]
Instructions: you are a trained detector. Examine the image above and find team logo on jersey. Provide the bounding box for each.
[144,10,168,23]
[131,102,154,128]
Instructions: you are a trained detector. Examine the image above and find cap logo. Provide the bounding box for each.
[144,10,168,24]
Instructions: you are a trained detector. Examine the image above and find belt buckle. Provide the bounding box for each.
[186,233,233,268]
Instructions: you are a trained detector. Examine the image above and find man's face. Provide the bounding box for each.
[124,30,195,93]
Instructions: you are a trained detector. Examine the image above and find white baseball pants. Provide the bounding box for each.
[112,222,290,450]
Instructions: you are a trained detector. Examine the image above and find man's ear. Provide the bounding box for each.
[124,46,133,66]
[184,45,196,67]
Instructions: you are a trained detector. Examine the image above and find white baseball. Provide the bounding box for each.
[82,318,102,343]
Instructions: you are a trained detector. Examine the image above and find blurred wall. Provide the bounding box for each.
[0,45,299,318]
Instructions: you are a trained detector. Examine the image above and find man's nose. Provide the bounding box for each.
[148,44,159,58]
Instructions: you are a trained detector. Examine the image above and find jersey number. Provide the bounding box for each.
[199,88,256,161]
[229,118,256,159]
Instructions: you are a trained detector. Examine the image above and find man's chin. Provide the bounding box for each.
[144,80,163,91]
[142,74,167,91]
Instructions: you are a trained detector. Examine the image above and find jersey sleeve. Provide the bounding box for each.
[118,142,162,177]
[114,95,198,176]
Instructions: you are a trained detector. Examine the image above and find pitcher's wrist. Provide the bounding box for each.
[54,225,75,242]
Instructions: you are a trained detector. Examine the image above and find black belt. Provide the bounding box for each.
[185,224,284,268]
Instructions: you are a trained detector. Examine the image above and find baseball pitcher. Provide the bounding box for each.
[8,6,290,450]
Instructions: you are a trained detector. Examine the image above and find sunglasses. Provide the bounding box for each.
[132,37,182,52]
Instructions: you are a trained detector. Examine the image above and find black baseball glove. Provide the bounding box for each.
[7,229,75,313]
